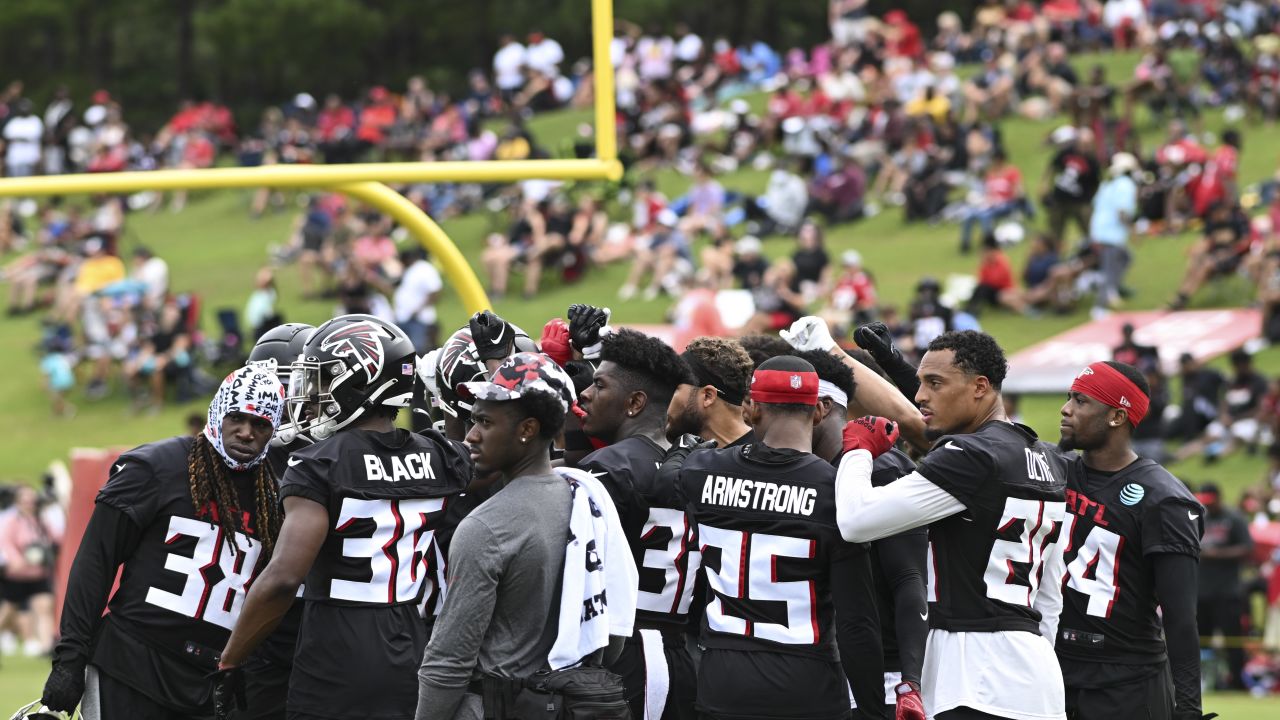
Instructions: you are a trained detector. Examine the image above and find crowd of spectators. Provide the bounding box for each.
[0,480,65,660]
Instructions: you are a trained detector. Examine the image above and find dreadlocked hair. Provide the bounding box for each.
[188,433,282,555]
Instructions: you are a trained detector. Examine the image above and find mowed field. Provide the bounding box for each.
[0,50,1277,710]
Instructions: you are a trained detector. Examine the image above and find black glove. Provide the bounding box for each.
[854,322,921,401]
[40,659,86,713]
[469,310,515,363]
[567,304,611,359]
[210,666,247,720]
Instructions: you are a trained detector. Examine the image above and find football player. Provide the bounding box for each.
[836,331,1070,720]
[418,352,633,719]
[576,327,699,720]
[217,314,472,720]
[664,337,755,448]
[675,355,884,720]
[1056,361,1210,720]
[796,349,928,720]
[38,366,285,720]
[239,322,315,720]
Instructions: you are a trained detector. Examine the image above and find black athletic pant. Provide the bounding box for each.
[237,654,291,720]
[82,666,212,720]
[1198,594,1246,689]
[1065,663,1174,720]
[613,629,697,720]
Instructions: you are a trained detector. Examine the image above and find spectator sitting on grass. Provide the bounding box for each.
[966,232,1025,315]
[957,147,1029,253]
[1175,348,1271,463]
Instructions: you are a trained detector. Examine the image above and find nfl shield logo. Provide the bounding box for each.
[790,374,802,389]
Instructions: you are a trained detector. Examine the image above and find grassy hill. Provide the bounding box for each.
[2,51,1276,500]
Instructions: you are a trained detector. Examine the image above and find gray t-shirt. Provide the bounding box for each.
[417,473,571,720]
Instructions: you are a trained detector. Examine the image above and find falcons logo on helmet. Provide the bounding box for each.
[320,321,390,383]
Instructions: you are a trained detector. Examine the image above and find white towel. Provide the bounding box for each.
[547,466,638,670]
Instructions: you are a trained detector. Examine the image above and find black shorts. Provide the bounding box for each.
[611,629,697,720]
[696,648,849,720]
[82,665,212,720]
[1062,657,1173,720]
[0,577,52,610]
[239,652,291,720]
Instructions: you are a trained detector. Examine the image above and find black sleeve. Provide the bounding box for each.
[874,529,928,686]
[915,438,993,510]
[831,541,885,719]
[1151,553,1203,718]
[278,451,332,507]
[878,355,921,405]
[95,454,162,528]
[580,459,643,539]
[1142,496,1203,557]
[1229,513,1254,550]
[52,504,144,666]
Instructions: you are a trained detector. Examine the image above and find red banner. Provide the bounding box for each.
[1005,309,1261,393]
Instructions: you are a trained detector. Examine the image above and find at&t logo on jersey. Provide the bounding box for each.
[1024,448,1058,484]
[1119,483,1145,506]
[363,452,437,482]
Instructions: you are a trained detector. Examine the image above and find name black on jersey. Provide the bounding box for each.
[94,436,267,709]
[1057,458,1203,664]
[580,436,696,628]
[915,422,1069,634]
[279,427,470,719]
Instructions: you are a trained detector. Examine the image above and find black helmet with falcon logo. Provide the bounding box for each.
[286,314,417,441]
[434,323,538,422]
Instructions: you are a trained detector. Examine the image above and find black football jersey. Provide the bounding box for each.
[1056,458,1203,664]
[95,435,267,664]
[915,421,1069,634]
[678,444,863,661]
[279,427,470,719]
[579,436,697,630]
[280,428,469,606]
[869,447,928,677]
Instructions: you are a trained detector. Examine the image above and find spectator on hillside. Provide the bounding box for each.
[1170,200,1251,310]
[492,34,526,103]
[730,235,769,291]
[958,147,1027,253]
[1197,482,1254,691]
[736,165,809,236]
[1190,128,1241,219]
[962,51,1016,124]
[830,0,871,48]
[1041,125,1100,251]
[1168,352,1225,443]
[243,266,279,340]
[3,99,43,178]
[393,246,443,353]
[1112,322,1159,375]
[130,246,169,310]
[525,30,565,79]
[1090,152,1140,318]
[678,161,726,237]
[825,249,877,330]
[0,485,58,656]
[1177,348,1271,463]
[907,276,953,355]
[1017,233,1067,311]
[619,208,688,301]
[124,298,194,409]
[790,219,831,303]
[967,233,1025,314]
[39,331,75,418]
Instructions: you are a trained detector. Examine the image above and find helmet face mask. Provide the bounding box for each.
[248,323,316,446]
[286,315,416,441]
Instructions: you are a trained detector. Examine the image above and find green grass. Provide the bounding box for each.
[0,652,1273,716]
[0,46,1279,713]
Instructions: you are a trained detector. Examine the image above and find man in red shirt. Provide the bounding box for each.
[1192,129,1240,217]
[959,148,1027,253]
[967,233,1026,314]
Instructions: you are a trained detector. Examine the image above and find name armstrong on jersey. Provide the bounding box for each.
[699,473,818,516]
[361,451,437,482]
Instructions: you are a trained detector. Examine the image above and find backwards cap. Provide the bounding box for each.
[460,352,584,418]
[750,356,819,406]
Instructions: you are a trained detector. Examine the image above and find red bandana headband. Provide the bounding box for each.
[750,368,819,406]
[1070,362,1149,427]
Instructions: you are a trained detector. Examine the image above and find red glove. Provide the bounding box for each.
[842,416,899,457]
[894,681,925,720]
[540,318,572,367]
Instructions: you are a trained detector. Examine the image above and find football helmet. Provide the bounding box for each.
[286,314,417,441]
[435,323,537,421]
[247,322,315,446]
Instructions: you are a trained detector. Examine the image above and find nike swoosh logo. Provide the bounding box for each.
[287,457,304,467]
[944,441,963,451]
[1188,511,1200,520]
[919,612,928,621]
[491,324,506,344]
[960,515,974,522]
[114,463,126,473]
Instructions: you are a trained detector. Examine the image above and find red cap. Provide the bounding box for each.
[92,89,111,104]
[750,368,819,406]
